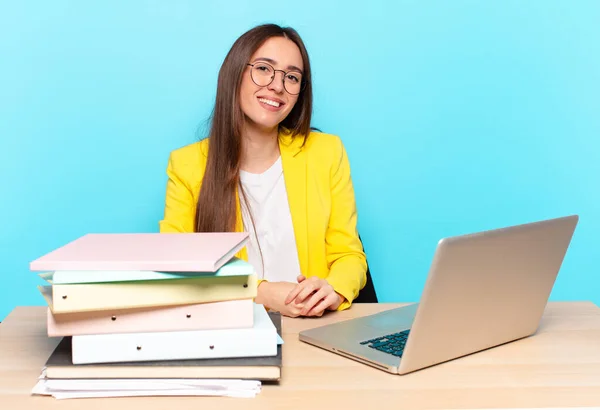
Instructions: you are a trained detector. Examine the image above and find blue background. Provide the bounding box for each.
[1,0,598,320]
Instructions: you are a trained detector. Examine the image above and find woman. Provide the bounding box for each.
[159,24,367,317]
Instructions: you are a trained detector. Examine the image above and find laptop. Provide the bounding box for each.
[299,215,579,375]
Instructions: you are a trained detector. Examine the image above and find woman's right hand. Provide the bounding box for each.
[256,281,306,317]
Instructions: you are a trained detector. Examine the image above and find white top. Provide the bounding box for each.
[239,156,302,283]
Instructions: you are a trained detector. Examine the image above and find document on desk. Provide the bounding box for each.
[31,378,262,399]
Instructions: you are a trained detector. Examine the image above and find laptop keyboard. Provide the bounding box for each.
[360,329,410,357]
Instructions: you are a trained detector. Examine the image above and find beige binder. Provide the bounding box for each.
[39,274,257,314]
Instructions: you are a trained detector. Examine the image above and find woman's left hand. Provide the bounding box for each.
[285,275,344,316]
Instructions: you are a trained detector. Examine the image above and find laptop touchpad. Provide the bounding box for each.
[365,306,417,332]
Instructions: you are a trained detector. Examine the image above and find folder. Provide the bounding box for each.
[39,274,258,314]
[46,299,254,336]
[29,232,249,272]
[40,256,254,285]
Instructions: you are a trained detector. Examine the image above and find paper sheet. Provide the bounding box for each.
[32,378,261,399]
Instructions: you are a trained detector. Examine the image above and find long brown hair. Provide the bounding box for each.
[195,24,313,233]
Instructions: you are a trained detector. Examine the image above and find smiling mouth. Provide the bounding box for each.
[258,97,284,108]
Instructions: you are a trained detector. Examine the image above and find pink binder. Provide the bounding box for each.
[46,299,254,336]
[29,232,249,272]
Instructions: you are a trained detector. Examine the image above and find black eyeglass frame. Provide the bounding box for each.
[246,62,305,95]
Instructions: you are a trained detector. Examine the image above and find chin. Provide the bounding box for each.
[248,114,286,132]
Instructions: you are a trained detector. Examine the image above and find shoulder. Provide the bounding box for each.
[301,131,348,170]
[280,128,345,157]
[168,139,208,165]
[165,139,209,186]
[302,130,344,153]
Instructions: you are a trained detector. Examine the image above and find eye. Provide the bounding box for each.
[287,73,301,84]
[254,64,273,74]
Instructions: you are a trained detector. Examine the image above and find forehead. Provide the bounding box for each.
[250,36,304,71]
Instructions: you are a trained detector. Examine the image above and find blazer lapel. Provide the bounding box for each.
[279,133,308,276]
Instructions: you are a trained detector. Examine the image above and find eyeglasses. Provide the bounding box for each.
[246,62,304,95]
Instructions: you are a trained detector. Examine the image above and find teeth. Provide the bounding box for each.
[258,98,281,108]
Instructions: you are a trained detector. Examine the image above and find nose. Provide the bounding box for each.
[267,71,285,94]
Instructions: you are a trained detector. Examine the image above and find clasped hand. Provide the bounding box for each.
[282,275,343,317]
[257,275,344,318]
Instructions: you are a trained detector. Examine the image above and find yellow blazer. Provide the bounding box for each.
[158,130,367,310]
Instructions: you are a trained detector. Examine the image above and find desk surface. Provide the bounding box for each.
[1,302,600,409]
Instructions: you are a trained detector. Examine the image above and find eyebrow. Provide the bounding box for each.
[253,57,303,74]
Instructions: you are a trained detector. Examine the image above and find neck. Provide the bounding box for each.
[240,122,280,174]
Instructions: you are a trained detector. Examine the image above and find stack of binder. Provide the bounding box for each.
[29,232,282,397]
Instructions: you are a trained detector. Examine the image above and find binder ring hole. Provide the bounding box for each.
[137,346,142,351]
[243,284,248,288]
[186,314,191,318]
[209,345,214,350]
[111,316,117,321]
[62,295,67,300]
